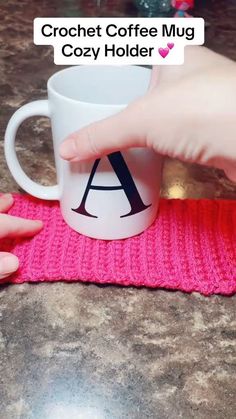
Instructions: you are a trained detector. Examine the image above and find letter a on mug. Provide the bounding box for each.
[72,152,151,218]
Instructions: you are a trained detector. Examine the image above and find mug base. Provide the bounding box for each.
[60,204,159,240]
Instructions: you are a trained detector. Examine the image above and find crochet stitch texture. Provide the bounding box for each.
[1,194,235,295]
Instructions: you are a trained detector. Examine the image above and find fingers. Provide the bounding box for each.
[0,214,43,239]
[0,194,14,213]
[59,66,158,162]
[59,99,147,161]
[0,205,43,279]
[0,252,19,279]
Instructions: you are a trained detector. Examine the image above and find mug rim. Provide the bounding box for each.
[47,65,151,108]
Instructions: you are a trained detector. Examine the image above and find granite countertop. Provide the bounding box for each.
[0,1,235,418]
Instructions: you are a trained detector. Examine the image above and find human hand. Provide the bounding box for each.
[0,194,43,279]
[59,47,236,182]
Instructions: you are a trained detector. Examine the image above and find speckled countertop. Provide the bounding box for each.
[0,1,235,418]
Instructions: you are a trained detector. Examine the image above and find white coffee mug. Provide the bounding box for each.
[5,65,162,240]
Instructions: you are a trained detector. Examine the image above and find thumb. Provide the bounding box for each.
[0,252,19,279]
[59,99,147,161]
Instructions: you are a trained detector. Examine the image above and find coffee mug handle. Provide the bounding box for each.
[4,100,60,200]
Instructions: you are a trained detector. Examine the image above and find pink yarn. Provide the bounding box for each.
[1,194,235,295]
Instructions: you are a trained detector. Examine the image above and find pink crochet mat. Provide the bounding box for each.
[1,194,236,295]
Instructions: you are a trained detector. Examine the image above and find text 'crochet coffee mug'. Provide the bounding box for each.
[5,65,163,240]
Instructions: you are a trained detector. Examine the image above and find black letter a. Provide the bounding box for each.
[72,152,151,218]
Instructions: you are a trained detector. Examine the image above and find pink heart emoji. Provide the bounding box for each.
[158,47,169,59]
[167,42,175,50]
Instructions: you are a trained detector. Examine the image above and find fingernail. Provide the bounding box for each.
[0,255,19,275]
[35,220,43,228]
[59,139,78,160]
